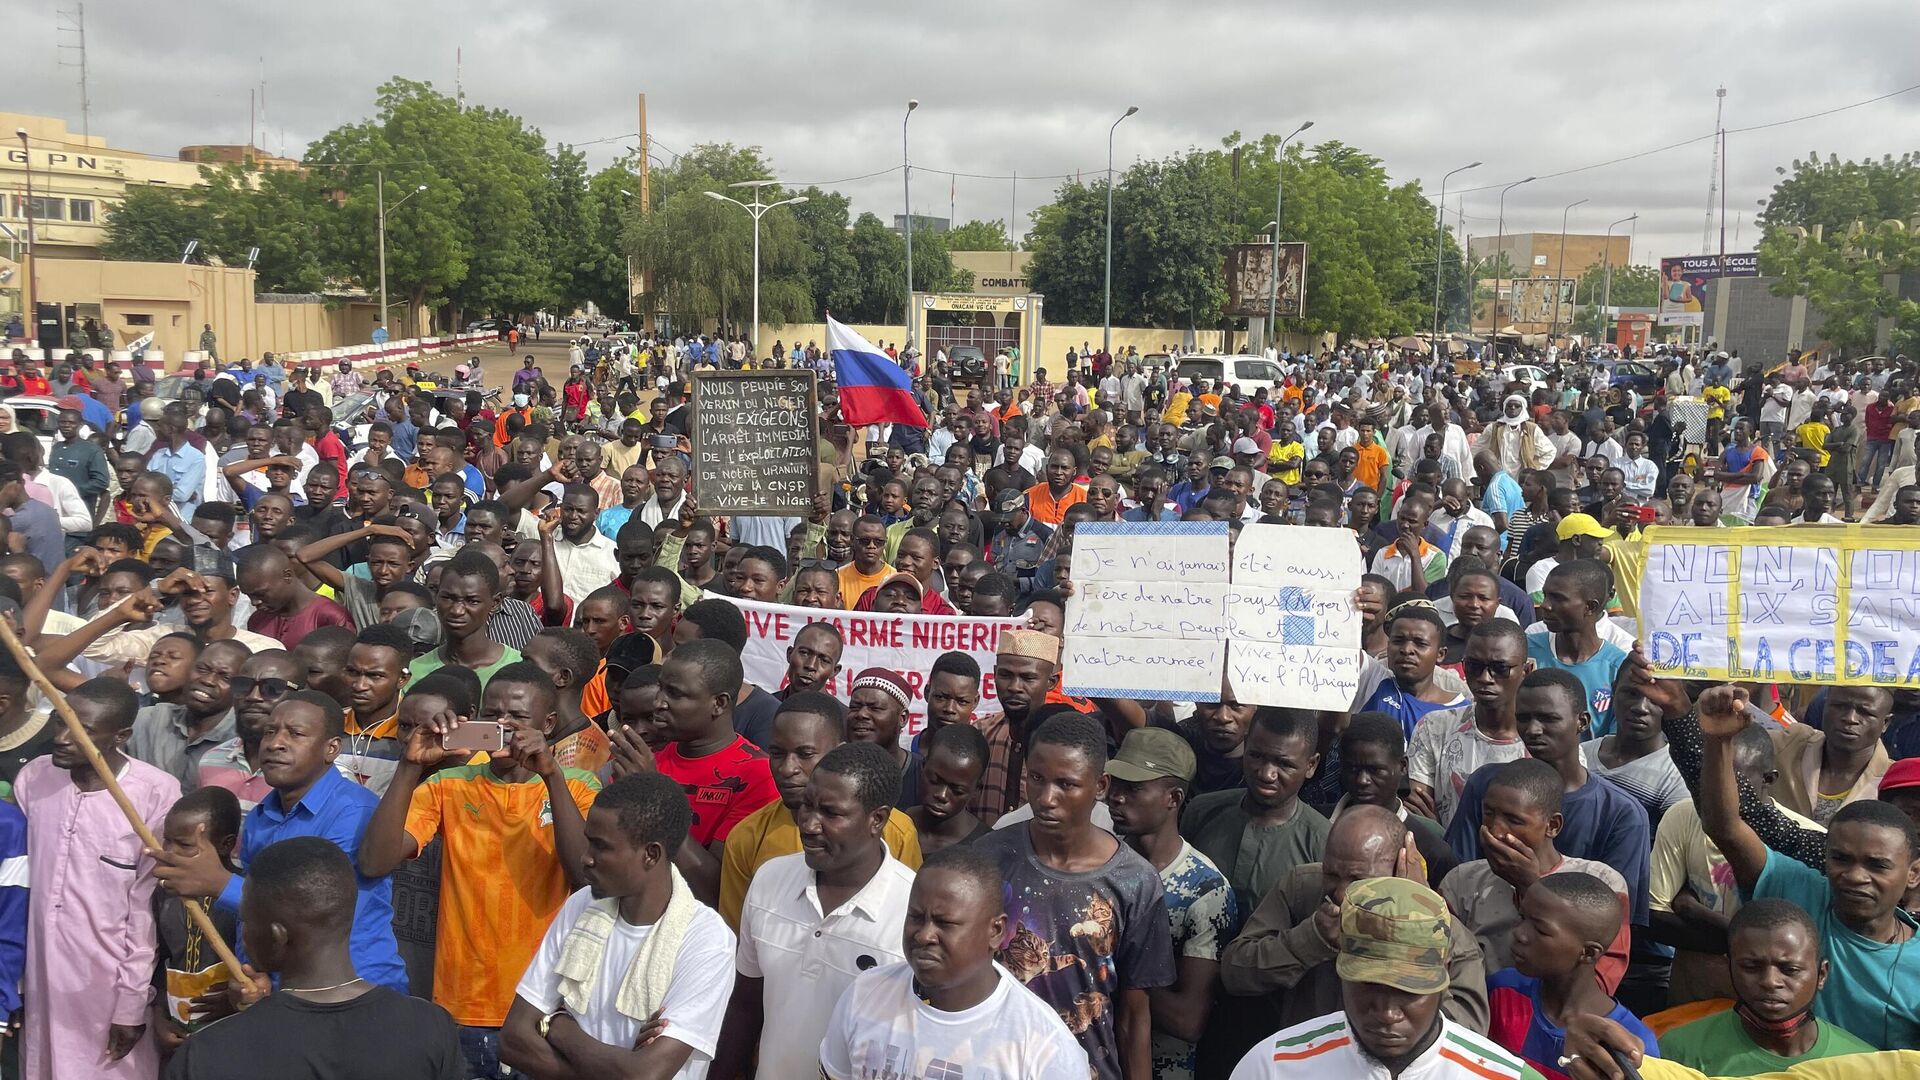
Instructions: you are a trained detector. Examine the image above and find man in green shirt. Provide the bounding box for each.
[1659,897,1876,1075]
[407,547,521,689]
[1179,706,1330,914]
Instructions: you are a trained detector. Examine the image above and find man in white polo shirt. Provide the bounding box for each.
[714,741,915,1079]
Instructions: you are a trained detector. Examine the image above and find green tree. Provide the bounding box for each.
[787,187,861,318]
[629,143,811,333]
[1758,151,1920,354]
[575,162,638,320]
[199,165,329,293]
[945,218,1014,251]
[1026,181,1125,325]
[1574,261,1659,309]
[100,187,209,263]
[1570,263,1659,341]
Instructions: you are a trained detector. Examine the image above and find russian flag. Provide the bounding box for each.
[828,316,928,428]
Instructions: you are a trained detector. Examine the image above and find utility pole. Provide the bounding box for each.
[1433,162,1480,358]
[1266,121,1312,352]
[903,99,918,345]
[16,129,35,354]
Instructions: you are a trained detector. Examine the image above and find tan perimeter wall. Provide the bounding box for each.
[27,259,421,369]
[750,321,1310,383]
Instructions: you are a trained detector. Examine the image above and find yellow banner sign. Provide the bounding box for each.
[921,293,1031,314]
[1637,525,1920,687]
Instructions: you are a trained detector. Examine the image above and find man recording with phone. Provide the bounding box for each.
[358,661,601,1078]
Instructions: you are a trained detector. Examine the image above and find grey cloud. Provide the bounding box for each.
[7,0,1916,267]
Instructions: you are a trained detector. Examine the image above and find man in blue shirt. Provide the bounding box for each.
[1475,451,1525,552]
[1690,683,1920,1050]
[146,406,207,517]
[152,690,408,993]
[1168,455,1219,513]
[1447,667,1651,929]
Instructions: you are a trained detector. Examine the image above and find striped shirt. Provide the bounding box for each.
[1229,1012,1547,1080]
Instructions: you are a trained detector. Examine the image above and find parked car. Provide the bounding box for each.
[4,396,64,459]
[1611,361,1663,394]
[1174,354,1283,397]
[946,345,989,384]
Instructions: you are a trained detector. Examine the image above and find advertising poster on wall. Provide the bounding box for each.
[1657,253,1759,326]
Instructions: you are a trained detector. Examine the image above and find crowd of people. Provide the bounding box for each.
[0,331,1911,1080]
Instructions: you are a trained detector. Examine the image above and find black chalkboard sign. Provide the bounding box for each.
[690,370,819,516]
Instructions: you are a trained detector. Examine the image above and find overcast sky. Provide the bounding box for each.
[9,0,1918,267]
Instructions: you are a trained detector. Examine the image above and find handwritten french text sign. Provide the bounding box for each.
[1227,524,1364,705]
[1228,641,1365,710]
[1069,521,1231,584]
[1065,581,1231,641]
[1063,522,1232,697]
[1062,637,1226,702]
[1232,521,1363,589]
[1637,524,1920,686]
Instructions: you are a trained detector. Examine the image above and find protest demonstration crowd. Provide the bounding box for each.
[0,323,1913,1080]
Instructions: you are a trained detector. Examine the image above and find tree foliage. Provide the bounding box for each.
[1028,135,1453,336]
[100,186,207,264]
[946,218,1015,251]
[1758,151,1920,354]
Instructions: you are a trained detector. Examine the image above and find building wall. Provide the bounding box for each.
[29,258,381,367]
[950,250,1033,295]
[1700,276,1824,364]
[1467,233,1630,281]
[2,113,210,260]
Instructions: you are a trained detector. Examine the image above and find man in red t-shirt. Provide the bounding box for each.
[301,403,351,501]
[648,638,777,856]
[236,544,354,647]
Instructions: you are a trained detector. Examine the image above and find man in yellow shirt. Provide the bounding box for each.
[837,515,895,610]
[716,691,921,926]
[1797,402,1833,468]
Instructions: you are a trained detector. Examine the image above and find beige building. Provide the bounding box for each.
[950,249,1033,296]
[2,113,212,262]
[1467,232,1629,283]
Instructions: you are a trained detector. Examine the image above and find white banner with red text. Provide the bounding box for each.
[722,596,1026,739]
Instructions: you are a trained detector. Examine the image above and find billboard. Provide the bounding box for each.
[1657,253,1759,326]
[1505,277,1576,328]
[1224,242,1308,319]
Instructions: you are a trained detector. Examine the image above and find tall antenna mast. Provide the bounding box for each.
[456,47,465,109]
[258,56,268,157]
[1702,85,1726,255]
[57,4,92,140]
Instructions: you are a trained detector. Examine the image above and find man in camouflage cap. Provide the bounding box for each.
[1229,877,1539,1079]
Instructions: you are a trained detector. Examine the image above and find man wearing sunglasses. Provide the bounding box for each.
[195,648,304,812]
[1407,618,1534,829]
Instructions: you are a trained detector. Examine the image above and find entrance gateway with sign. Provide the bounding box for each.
[912,291,1044,383]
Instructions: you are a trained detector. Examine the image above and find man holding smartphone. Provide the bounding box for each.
[359,662,600,1079]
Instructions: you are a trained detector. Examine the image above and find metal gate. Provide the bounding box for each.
[925,322,1019,359]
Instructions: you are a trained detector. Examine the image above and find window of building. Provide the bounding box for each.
[124,314,154,327]
[11,196,65,221]
[67,199,93,223]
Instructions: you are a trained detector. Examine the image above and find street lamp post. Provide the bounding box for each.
[1266,120,1314,354]
[1103,105,1139,357]
[902,99,918,349]
[1491,176,1535,353]
[1550,197,1588,345]
[16,129,34,353]
[1432,161,1480,360]
[376,170,426,339]
[1601,213,1638,344]
[705,181,809,359]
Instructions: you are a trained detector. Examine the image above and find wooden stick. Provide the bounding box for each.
[0,619,245,975]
